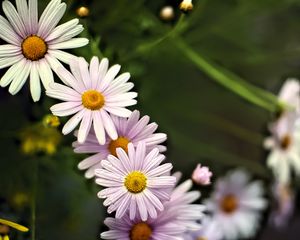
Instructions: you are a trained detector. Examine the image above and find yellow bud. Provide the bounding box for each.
[180,0,193,12]
[76,6,90,18]
[43,114,60,128]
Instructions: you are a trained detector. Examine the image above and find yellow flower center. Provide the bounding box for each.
[130,222,152,240]
[108,137,130,157]
[125,171,147,193]
[81,90,105,110]
[22,35,47,61]
[220,194,238,214]
[280,134,291,149]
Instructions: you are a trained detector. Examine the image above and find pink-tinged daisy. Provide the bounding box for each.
[46,56,137,144]
[191,163,212,185]
[101,212,186,240]
[73,110,167,178]
[264,79,300,184]
[183,217,222,240]
[205,169,267,240]
[0,0,88,101]
[95,142,176,221]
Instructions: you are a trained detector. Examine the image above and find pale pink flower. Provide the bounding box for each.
[95,142,176,221]
[0,0,88,101]
[191,164,212,185]
[73,110,167,178]
[46,56,137,144]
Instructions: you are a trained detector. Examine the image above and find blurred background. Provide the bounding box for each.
[1,0,300,239]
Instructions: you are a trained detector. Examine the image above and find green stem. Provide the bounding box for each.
[31,158,38,240]
[174,38,282,112]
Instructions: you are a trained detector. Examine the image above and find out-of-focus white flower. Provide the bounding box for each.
[264,79,300,184]
[269,182,295,228]
[205,169,267,240]
[191,164,212,185]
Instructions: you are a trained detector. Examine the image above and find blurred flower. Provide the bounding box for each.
[264,79,300,184]
[76,6,90,18]
[205,169,267,240]
[269,182,295,228]
[160,6,175,21]
[47,56,137,145]
[180,0,193,12]
[0,0,88,101]
[20,122,62,155]
[183,217,222,240]
[73,110,167,178]
[42,114,60,128]
[0,218,28,240]
[95,142,176,221]
[191,164,212,185]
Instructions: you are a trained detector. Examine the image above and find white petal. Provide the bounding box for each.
[0,55,23,69]
[100,110,118,140]
[28,0,38,34]
[0,62,21,87]
[45,18,79,42]
[48,49,75,64]
[89,56,99,89]
[99,64,121,92]
[93,111,106,145]
[78,110,92,143]
[0,44,21,57]
[29,62,41,102]
[48,25,84,44]
[96,58,109,90]
[2,0,27,38]
[49,38,89,49]
[78,57,91,89]
[62,108,86,135]
[104,106,132,118]
[16,0,29,34]
[9,60,31,95]
[0,16,22,45]
[37,58,54,89]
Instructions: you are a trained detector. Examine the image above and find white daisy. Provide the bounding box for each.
[73,110,167,178]
[95,142,176,221]
[264,79,300,184]
[0,0,88,101]
[46,56,137,144]
[205,169,267,240]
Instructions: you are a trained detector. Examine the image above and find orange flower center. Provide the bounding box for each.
[108,137,129,157]
[22,35,47,61]
[81,90,105,110]
[220,194,238,214]
[280,134,291,149]
[130,222,152,240]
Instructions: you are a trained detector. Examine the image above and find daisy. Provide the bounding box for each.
[0,0,88,101]
[101,212,186,240]
[95,142,176,221]
[264,115,300,184]
[73,110,167,178]
[46,56,137,144]
[264,79,300,184]
[205,169,267,240]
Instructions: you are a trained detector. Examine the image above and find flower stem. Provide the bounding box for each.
[174,37,283,112]
[31,158,38,240]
